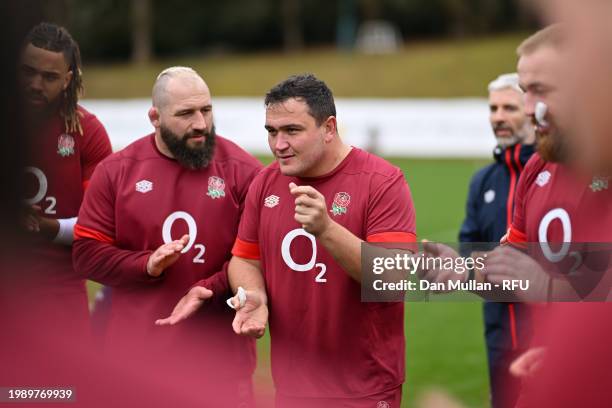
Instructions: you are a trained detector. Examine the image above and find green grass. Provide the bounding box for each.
[83,33,525,99]
[390,158,490,408]
[86,157,491,407]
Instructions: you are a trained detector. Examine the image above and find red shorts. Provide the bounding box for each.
[274,386,403,408]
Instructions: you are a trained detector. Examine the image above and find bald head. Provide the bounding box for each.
[148,66,216,167]
[152,66,210,110]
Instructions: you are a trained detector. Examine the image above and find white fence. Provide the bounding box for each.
[82,98,495,158]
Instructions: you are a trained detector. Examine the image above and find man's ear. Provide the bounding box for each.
[323,116,338,143]
[148,106,161,128]
[63,70,73,91]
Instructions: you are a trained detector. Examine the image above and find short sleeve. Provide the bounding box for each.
[231,173,262,259]
[365,168,417,244]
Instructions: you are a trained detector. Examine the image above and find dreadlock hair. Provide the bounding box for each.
[25,22,84,134]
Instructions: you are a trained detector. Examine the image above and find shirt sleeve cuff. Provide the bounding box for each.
[366,231,417,243]
[232,238,261,260]
[504,225,527,249]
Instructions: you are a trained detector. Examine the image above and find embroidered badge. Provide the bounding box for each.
[536,171,551,187]
[330,192,351,216]
[207,176,226,199]
[57,134,75,157]
[590,176,609,192]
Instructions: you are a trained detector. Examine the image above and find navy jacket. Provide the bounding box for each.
[460,143,535,244]
[459,143,535,352]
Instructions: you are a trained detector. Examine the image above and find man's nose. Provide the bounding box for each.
[274,134,290,151]
[192,111,208,131]
[29,74,43,92]
[491,110,506,124]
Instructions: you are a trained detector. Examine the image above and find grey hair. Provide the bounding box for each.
[488,73,522,94]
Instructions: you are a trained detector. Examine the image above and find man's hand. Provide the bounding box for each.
[483,246,550,301]
[23,205,41,232]
[229,289,268,338]
[289,182,331,236]
[22,205,60,240]
[155,285,213,326]
[416,389,467,408]
[146,234,189,277]
[420,240,467,293]
[510,347,547,378]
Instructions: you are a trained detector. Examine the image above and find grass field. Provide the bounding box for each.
[87,156,491,407]
[83,33,525,99]
[395,157,490,408]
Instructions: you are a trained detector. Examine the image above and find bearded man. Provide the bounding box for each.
[73,66,262,407]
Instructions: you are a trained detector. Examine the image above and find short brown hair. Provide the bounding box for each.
[517,24,565,57]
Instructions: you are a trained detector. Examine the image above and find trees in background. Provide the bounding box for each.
[40,0,536,62]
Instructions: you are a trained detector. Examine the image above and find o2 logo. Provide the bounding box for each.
[538,208,581,275]
[281,228,327,283]
[162,211,206,264]
[24,167,57,214]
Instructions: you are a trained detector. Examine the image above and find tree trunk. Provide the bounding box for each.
[446,0,470,38]
[281,0,303,53]
[361,0,381,20]
[131,0,152,64]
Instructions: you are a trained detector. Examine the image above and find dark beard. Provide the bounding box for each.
[25,93,62,129]
[160,125,216,170]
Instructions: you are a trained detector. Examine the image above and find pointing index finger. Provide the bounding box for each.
[289,183,320,199]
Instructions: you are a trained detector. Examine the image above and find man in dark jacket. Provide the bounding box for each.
[459,73,535,408]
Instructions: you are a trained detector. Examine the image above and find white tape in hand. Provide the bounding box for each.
[226,286,247,309]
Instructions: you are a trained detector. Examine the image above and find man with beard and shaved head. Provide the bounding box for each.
[152,67,217,169]
[483,24,612,406]
[73,66,262,406]
[419,24,612,407]
[501,4,612,406]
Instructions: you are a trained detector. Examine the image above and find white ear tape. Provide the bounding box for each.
[535,102,549,127]
[226,286,247,309]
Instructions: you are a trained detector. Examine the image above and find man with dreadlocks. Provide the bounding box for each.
[18,22,112,340]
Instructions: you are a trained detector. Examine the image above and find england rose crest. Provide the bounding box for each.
[206,176,226,199]
[330,192,351,216]
[57,133,75,157]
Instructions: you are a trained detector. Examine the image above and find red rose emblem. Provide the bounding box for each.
[334,192,351,208]
[208,176,225,191]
